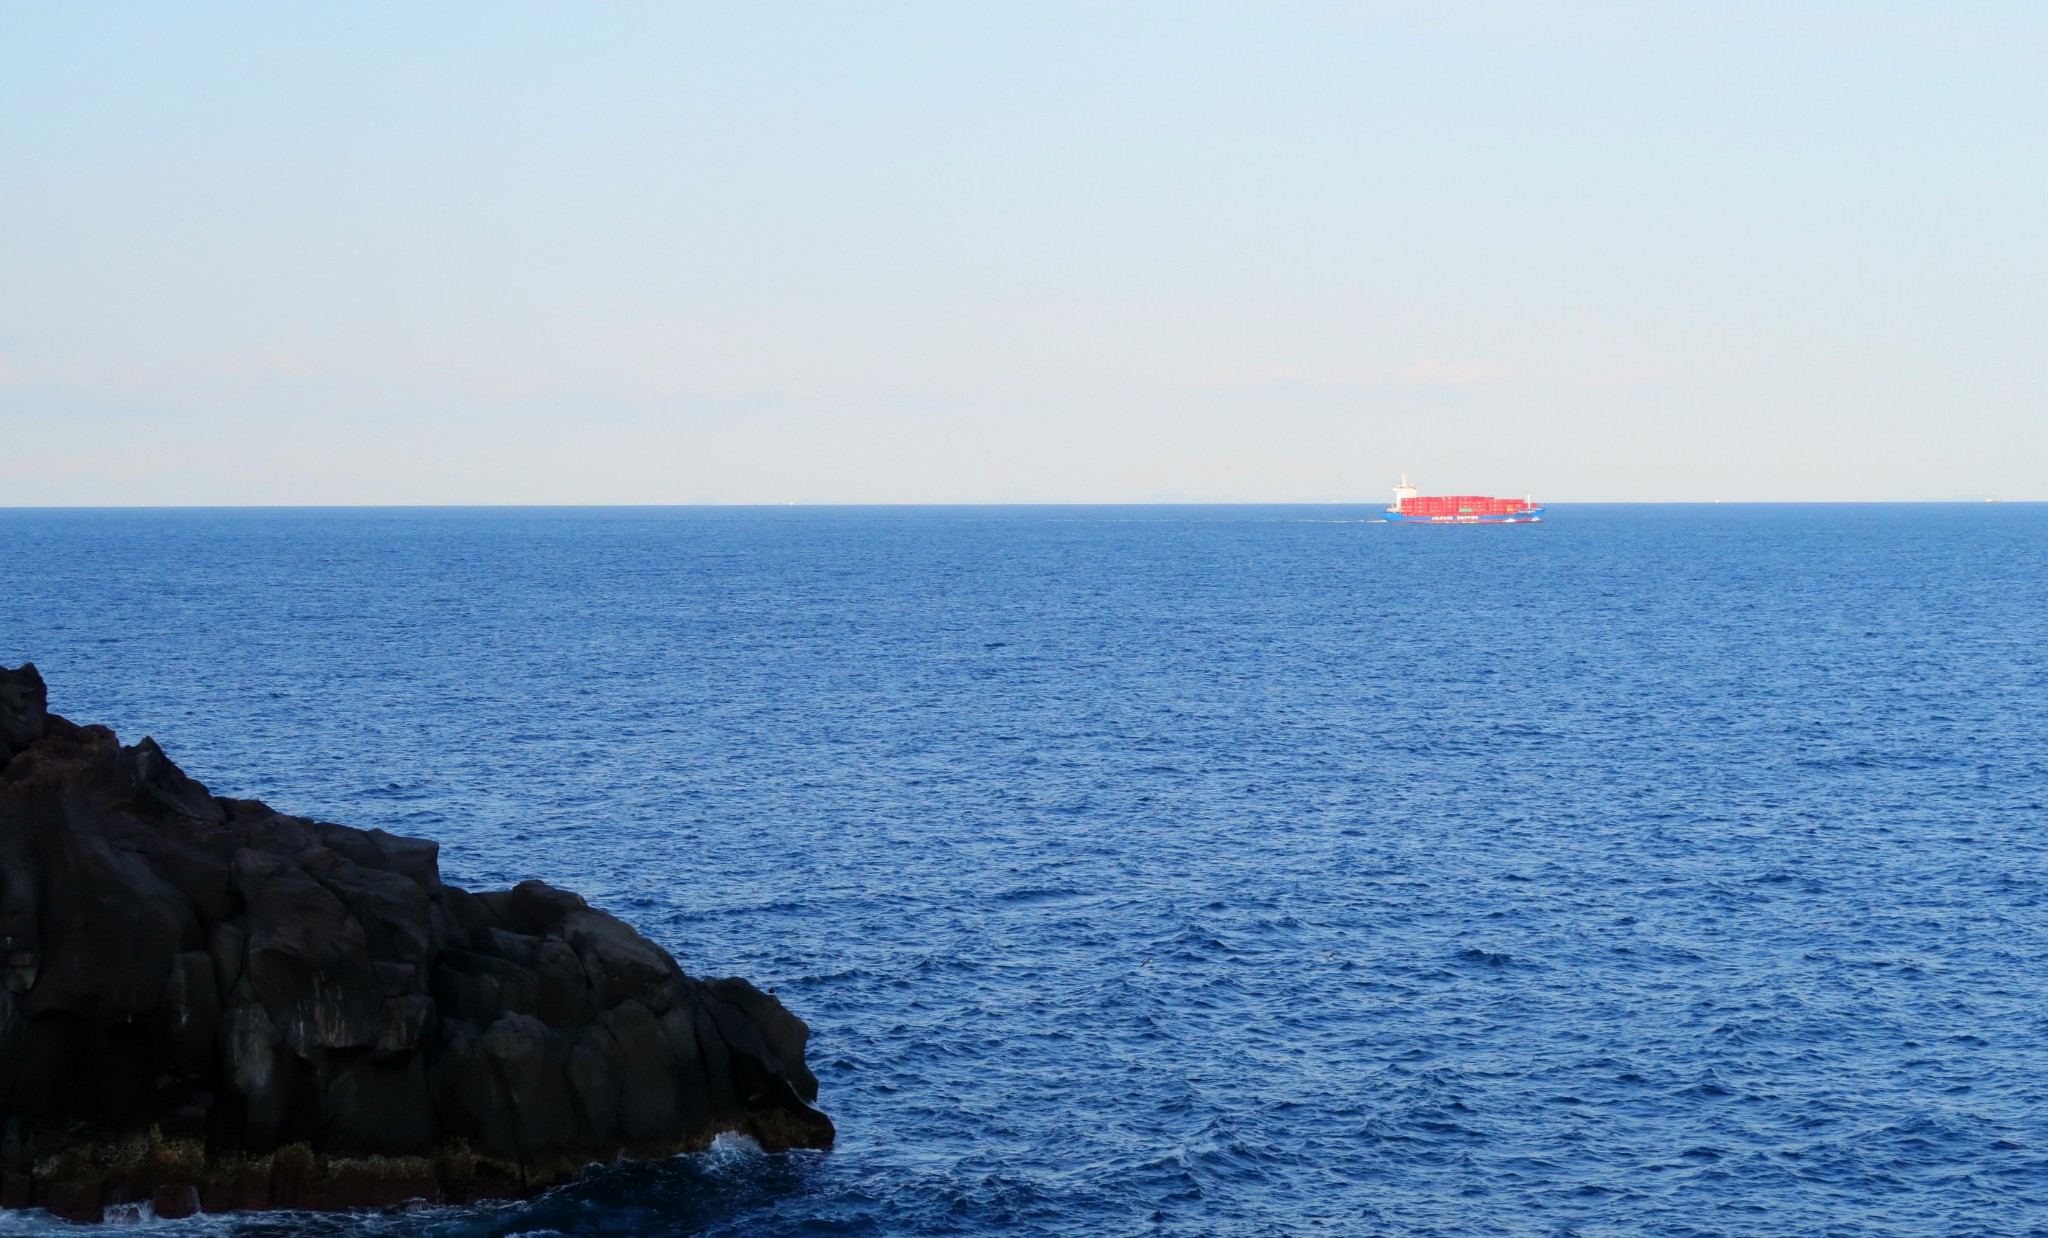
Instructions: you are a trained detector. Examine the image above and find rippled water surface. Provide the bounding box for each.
[3,505,2046,1237]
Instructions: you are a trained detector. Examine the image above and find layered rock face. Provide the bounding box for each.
[0,664,831,1220]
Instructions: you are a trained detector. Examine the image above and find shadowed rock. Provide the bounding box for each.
[0,664,831,1220]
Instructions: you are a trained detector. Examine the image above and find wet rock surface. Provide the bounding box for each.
[0,664,831,1220]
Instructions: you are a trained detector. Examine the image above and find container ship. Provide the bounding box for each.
[1384,475,1543,523]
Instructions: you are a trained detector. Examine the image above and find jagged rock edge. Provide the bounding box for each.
[0,663,832,1220]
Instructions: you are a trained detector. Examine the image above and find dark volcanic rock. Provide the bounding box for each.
[0,664,832,1219]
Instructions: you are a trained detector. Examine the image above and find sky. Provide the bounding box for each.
[2,2,2043,504]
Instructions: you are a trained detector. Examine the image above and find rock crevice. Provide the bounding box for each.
[0,664,831,1220]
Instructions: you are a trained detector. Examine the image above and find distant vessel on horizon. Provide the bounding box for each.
[1384,474,1544,523]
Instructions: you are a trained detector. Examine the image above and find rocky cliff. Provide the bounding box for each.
[0,664,832,1221]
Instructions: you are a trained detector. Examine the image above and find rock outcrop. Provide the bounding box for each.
[0,664,831,1221]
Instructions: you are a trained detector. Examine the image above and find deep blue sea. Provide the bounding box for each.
[3,505,2046,1237]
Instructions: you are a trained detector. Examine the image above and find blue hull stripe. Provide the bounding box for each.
[1385,507,1545,523]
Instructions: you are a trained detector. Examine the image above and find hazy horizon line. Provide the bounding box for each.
[2,499,2037,512]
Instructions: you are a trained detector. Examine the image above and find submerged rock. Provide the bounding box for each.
[0,664,831,1220]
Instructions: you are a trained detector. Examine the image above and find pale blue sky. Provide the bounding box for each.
[3,2,2043,503]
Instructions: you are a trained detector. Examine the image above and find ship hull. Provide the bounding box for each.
[1384,507,1544,524]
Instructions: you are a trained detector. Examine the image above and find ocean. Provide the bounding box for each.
[2,504,2044,1237]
